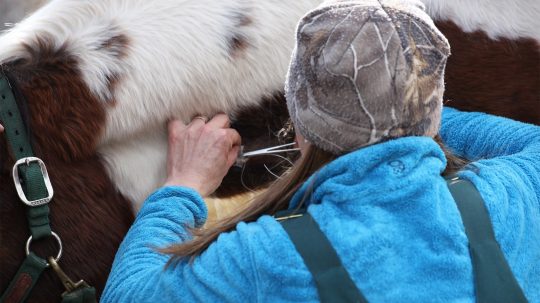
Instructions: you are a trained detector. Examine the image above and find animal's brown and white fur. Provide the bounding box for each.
[0,0,324,208]
[0,1,321,300]
[425,0,540,125]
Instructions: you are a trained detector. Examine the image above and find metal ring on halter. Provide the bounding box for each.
[192,115,209,123]
[25,231,63,266]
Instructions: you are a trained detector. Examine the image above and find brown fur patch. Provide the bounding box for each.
[436,21,540,125]
[237,14,253,27]
[229,34,250,58]
[0,36,134,302]
[5,36,106,161]
[100,34,130,103]
[228,13,253,59]
[99,34,130,59]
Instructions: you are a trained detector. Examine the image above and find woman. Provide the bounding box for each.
[102,1,539,302]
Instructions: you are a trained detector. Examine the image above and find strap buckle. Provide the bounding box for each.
[12,157,54,207]
[48,256,90,295]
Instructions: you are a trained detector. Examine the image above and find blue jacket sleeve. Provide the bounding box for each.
[440,107,540,301]
[439,106,540,208]
[440,106,540,160]
[439,106,540,217]
[101,186,257,303]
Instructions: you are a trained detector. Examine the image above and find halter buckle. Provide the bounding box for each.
[48,256,89,294]
[12,157,54,207]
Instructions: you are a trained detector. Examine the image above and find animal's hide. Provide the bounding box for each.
[423,0,540,124]
[438,21,539,124]
[0,0,324,209]
[0,1,322,301]
[0,42,133,301]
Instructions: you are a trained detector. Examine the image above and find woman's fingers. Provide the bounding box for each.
[227,144,241,168]
[206,113,230,129]
[164,113,241,197]
[168,119,187,137]
[224,128,242,168]
[0,124,3,133]
[224,128,241,146]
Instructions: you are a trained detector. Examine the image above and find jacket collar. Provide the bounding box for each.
[289,136,447,209]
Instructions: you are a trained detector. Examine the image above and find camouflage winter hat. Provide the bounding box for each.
[285,0,451,155]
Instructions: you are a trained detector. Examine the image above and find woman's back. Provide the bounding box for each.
[245,110,539,302]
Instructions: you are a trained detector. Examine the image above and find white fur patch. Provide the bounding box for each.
[99,0,323,208]
[99,128,168,211]
[421,0,540,41]
[102,0,325,142]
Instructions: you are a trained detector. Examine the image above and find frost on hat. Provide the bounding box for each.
[285,0,451,155]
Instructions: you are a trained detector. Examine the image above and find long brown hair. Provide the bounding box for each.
[161,135,466,263]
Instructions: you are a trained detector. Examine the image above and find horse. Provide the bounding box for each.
[0,0,538,302]
[0,0,321,301]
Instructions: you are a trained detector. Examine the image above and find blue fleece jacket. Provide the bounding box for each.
[102,107,540,302]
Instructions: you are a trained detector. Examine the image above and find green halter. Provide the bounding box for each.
[0,73,96,303]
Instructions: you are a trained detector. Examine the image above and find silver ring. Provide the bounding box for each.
[26,231,62,266]
[192,115,209,123]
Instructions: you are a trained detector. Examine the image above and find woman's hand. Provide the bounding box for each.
[164,114,241,198]
[0,123,3,132]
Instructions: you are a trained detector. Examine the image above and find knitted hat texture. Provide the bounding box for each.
[286,0,451,154]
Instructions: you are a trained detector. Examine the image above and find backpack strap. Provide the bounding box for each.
[447,177,528,303]
[276,209,368,303]
[276,176,527,303]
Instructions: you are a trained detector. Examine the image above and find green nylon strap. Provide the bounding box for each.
[62,287,97,303]
[27,205,52,240]
[0,74,51,240]
[0,253,48,303]
[0,75,33,159]
[277,210,368,303]
[447,178,528,303]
